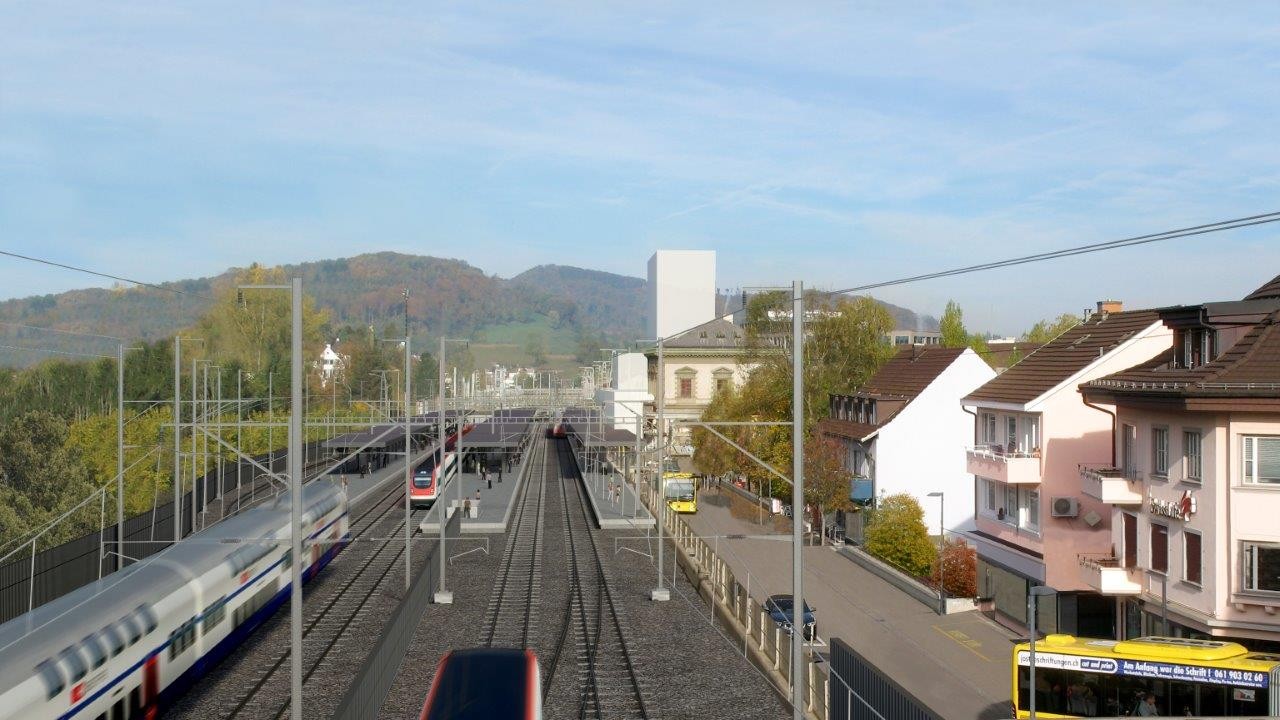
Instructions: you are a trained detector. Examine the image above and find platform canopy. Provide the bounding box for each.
[321,410,464,451]
[464,412,539,448]
[560,407,637,447]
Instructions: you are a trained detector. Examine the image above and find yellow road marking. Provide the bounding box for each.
[933,625,992,662]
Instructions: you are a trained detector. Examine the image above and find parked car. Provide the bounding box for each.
[764,594,816,640]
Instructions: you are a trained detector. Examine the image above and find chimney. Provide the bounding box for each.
[1097,300,1123,315]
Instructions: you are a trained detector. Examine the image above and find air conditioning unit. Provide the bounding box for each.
[1051,497,1079,518]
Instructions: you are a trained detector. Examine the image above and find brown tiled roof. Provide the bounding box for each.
[1244,273,1280,301]
[1083,310,1280,398]
[965,310,1161,405]
[818,417,880,442]
[859,346,966,398]
[825,347,968,435]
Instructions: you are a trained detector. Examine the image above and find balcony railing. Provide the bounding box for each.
[1079,464,1144,505]
[966,445,1041,485]
[1078,553,1142,595]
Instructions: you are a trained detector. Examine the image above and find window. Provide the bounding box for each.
[1184,431,1202,481]
[1242,436,1280,484]
[983,479,997,515]
[1006,417,1018,453]
[58,647,87,683]
[100,625,125,657]
[678,378,692,398]
[981,413,996,444]
[867,401,876,424]
[1243,542,1280,593]
[119,614,141,646]
[1122,424,1136,476]
[715,378,728,392]
[1184,531,1202,585]
[1151,523,1169,573]
[1005,484,1018,524]
[36,659,64,700]
[1152,427,1169,476]
[1021,488,1040,532]
[80,634,106,670]
[202,597,227,633]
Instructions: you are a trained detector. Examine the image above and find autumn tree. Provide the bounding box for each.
[804,435,855,544]
[863,493,936,577]
[931,538,978,597]
[1023,313,1081,343]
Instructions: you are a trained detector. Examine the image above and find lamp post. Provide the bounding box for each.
[1027,585,1057,719]
[239,279,305,720]
[435,337,467,605]
[650,337,669,602]
[928,491,945,616]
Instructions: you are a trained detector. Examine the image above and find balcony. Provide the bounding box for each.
[1079,464,1143,505]
[1078,554,1142,595]
[966,445,1041,485]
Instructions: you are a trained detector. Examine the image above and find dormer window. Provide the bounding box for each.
[1179,329,1215,369]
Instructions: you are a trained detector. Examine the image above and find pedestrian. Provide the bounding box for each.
[1136,692,1159,717]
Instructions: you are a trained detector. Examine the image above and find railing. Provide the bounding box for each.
[646,489,829,719]
[1078,552,1125,570]
[1078,463,1141,482]
[965,444,1038,460]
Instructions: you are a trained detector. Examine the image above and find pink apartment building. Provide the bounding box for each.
[961,302,1172,637]
[1080,277,1280,649]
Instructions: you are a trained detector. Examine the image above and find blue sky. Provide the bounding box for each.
[2,2,1278,333]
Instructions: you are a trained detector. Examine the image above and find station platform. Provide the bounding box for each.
[577,466,654,530]
[416,449,530,534]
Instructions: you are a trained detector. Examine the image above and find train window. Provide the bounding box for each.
[135,605,158,634]
[282,549,292,570]
[35,659,64,700]
[168,629,178,660]
[81,634,107,669]
[203,597,227,632]
[100,624,125,657]
[120,614,141,645]
[58,646,87,682]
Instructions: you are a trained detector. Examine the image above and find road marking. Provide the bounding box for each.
[933,625,992,662]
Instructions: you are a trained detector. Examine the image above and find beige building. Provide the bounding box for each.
[645,318,753,453]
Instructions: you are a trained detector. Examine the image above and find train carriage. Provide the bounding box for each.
[0,482,349,720]
[409,424,474,508]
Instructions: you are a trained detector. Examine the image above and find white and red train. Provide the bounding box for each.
[409,424,475,507]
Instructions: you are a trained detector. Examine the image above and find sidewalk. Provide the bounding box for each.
[685,489,1016,720]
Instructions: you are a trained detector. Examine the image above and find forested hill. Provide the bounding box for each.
[0,253,937,367]
[0,253,648,366]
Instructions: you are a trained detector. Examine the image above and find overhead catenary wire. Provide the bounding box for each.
[0,249,214,300]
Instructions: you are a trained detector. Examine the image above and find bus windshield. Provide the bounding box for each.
[665,479,695,500]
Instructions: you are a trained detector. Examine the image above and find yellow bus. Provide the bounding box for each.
[1012,634,1280,717]
[662,472,697,513]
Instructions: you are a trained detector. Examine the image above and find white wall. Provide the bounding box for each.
[875,349,996,533]
[648,250,716,340]
[612,352,648,392]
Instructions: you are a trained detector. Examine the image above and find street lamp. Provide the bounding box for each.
[927,491,945,616]
[1027,584,1057,719]
[239,279,305,720]
[434,337,468,605]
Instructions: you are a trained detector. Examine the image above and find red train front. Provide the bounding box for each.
[409,424,474,507]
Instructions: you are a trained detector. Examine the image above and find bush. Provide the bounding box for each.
[864,494,936,577]
[931,538,977,598]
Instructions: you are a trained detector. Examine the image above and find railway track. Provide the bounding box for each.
[541,438,649,720]
[480,436,548,648]
[218,479,425,719]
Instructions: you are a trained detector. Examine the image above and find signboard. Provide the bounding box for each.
[1016,651,1268,689]
[1150,489,1197,522]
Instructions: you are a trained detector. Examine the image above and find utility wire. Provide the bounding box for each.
[0,249,213,300]
[826,211,1280,297]
[0,343,116,360]
[0,320,123,342]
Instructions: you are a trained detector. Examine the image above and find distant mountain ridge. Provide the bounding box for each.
[0,253,937,366]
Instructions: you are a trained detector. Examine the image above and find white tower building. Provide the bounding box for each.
[648,250,716,341]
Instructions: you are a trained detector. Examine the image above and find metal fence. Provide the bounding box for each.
[0,441,329,624]
[332,510,461,720]
[653,492,830,720]
[827,637,941,720]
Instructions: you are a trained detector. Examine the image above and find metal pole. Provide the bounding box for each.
[268,372,274,482]
[237,371,242,497]
[173,337,181,543]
[790,279,805,720]
[288,277,304,720]
[191,357,198,537]
[1028,592,1038,719]
[651,337,669,601]
[403,333,412,591]
[940,494,946,614]
[116,343,125,571]
[435,337,452,603]
[215,369,222,526]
